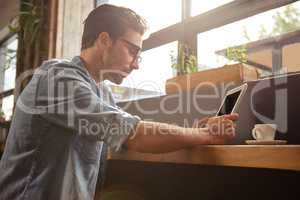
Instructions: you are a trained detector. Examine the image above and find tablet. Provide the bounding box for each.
[216,83,248,116]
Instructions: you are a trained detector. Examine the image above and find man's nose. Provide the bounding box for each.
[131,59,139,70]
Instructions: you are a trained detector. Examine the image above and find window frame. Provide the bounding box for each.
[0,33,18,120]
[142,0,297,53]
[96,0,297,66]
[94,0,298,90]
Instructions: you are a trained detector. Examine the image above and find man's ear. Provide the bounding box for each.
[95,32,112,49]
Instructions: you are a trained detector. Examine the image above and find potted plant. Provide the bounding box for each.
[170,43,198,76]
[166,44,258,94]
[225,44,248,64]
[0,109,6,123]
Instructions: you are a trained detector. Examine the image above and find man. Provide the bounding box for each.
[0,4,238,200]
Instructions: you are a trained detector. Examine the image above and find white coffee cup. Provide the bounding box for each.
[252,124,277,140]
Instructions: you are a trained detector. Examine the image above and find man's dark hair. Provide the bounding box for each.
[81,4,147,50]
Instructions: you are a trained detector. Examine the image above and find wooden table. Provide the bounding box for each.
[109,145,300,171]
[1,144,300,171]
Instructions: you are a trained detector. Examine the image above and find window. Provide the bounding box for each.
[191,0,233,16]
[104,0,182,35]
[1,95,14,120]
[122,41,178,93]
[94,1,298,95]
[0,35,18,120]
[95,0,181,94]
[197,1,300,75]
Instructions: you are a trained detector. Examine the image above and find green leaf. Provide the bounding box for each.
[21,1,34,8]
[19,11,33,16]
[8,24,19,33]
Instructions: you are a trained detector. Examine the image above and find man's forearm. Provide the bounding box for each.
[125,121,210,153]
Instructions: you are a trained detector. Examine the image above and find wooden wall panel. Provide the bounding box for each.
[56,0,94,59]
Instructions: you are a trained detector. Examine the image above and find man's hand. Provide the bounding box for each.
[193,114,239,144]
[193,117,209,128]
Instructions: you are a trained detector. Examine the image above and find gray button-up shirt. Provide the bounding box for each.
[0,56,140,200]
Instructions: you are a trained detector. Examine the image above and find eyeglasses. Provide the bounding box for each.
[120,38,142,64]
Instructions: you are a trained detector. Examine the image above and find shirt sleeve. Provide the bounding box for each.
[27,63,140,152]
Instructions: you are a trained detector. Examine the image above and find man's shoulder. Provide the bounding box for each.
[36,57,90,81]
[42,58,71,66]
[40,57,83,71]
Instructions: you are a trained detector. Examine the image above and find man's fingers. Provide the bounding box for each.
[222,113,239,121]
[225,124,233,129]
[225,126,236,137]
[193,117,209,128]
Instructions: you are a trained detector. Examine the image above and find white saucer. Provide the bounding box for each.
[245,140,287,145]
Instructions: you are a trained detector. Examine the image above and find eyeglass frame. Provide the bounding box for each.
[119,38,142,65]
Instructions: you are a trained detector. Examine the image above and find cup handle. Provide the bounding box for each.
[252,127,258,139]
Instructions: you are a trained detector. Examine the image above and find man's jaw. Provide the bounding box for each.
[106,71,130,85]
[96,67,130,82]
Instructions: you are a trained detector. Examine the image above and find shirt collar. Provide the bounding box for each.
[71,56,110,87]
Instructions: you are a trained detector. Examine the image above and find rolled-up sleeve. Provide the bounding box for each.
[22,64,140,152]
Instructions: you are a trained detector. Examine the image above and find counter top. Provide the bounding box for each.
[2,144,299,171]
[109,145,300,171]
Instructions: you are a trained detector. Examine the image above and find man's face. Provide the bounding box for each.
[102,29,143,84]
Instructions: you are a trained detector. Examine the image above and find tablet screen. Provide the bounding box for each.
[217,90,241,116]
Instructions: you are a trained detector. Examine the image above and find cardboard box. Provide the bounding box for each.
[165,63,258,94]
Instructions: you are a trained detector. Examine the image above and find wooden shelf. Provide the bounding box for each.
[109,145,300,171]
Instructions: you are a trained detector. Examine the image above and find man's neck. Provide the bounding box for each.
[80,50,103,83]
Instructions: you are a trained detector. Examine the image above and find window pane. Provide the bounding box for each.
[107,0,182,34]
[197,2,300,75]
[4,38,17,90]
[1,95,14,120]
[191,0,233,16]
[0,36,17,92]
[121,41,178,93]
